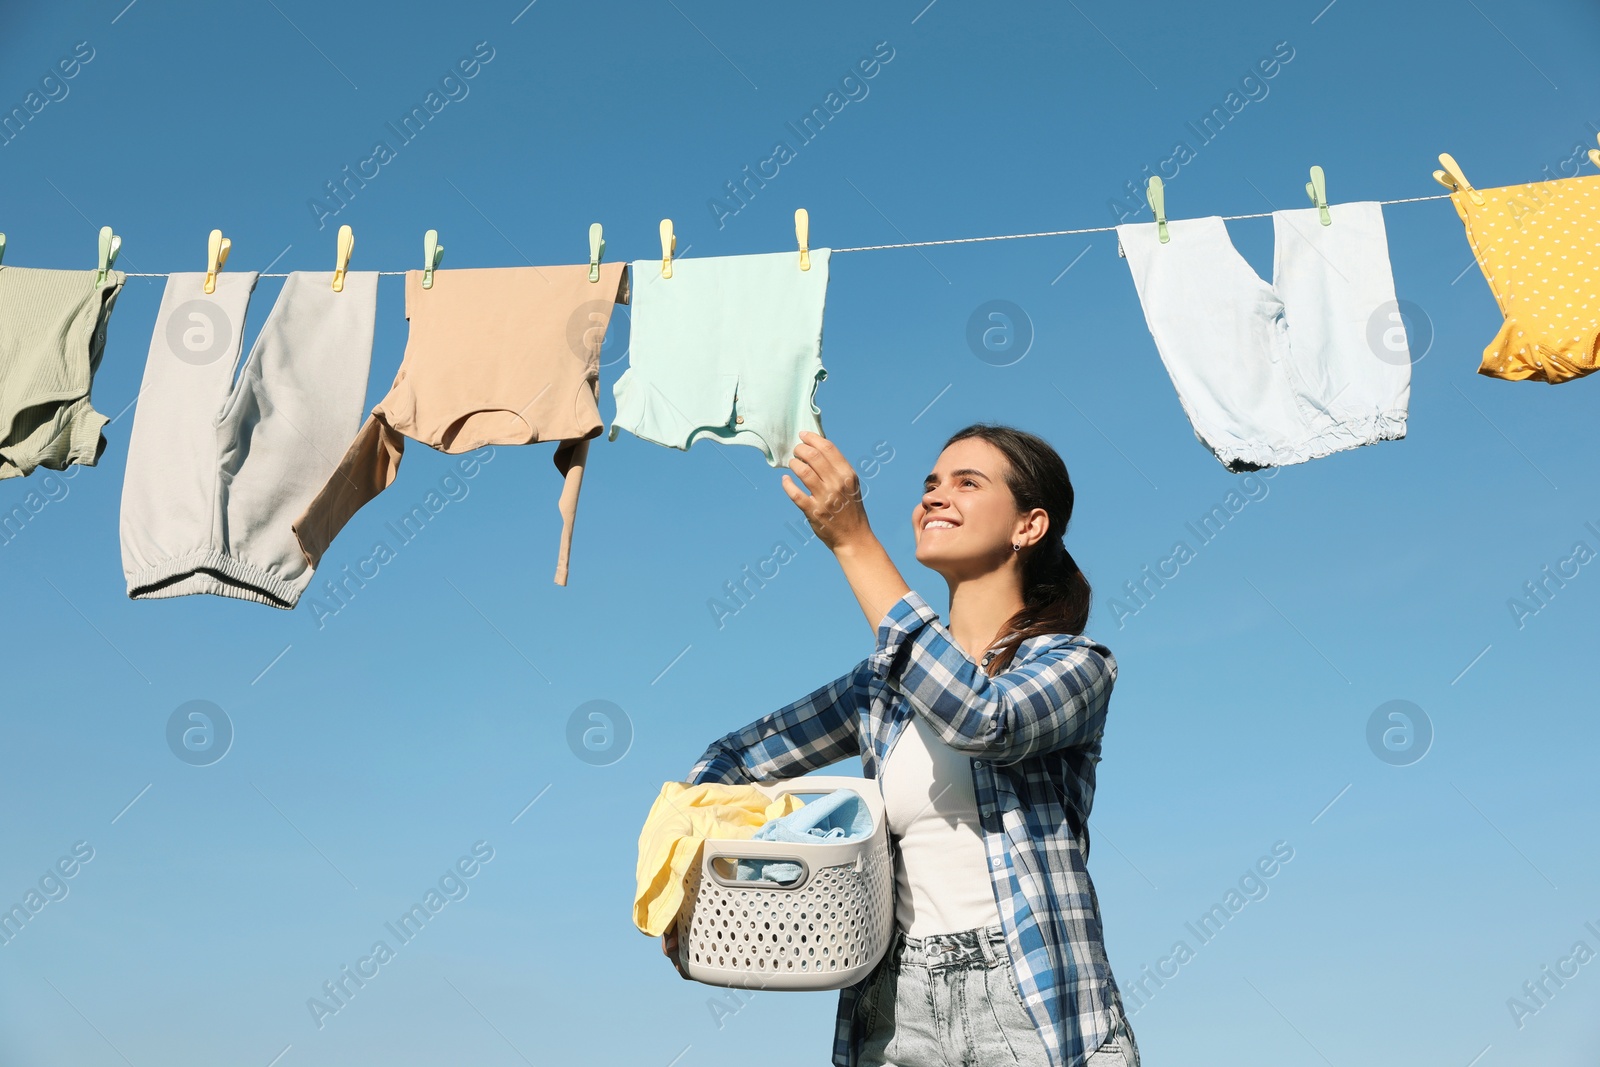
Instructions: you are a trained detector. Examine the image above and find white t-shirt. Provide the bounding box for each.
[880,711,1002,937]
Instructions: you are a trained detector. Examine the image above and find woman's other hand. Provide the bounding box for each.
[783,430,874,554]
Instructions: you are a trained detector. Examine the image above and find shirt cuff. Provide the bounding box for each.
[868,589,941,681]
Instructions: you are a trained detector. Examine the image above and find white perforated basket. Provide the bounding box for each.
[674,774,893,991]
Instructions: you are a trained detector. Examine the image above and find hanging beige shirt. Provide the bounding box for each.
[880,711,1003,937]
[293,262,628,585]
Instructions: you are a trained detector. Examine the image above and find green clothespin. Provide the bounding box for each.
[422,229,443,289]
[1306,165,1331,226]
[588,222,604,282]
[96,225,120,285]
[1148,176,1169,243]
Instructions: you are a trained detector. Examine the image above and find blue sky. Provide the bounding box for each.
[2,1,1599,1064]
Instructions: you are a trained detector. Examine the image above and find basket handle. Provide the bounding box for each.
[702,852,812,890]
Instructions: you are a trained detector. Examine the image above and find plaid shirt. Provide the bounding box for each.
[685,588,1128,1067]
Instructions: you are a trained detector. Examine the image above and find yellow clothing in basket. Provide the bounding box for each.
[634,781,805,937]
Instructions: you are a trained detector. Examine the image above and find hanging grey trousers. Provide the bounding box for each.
[119,270,375,608]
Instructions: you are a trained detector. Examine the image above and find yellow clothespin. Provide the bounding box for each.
[332,224,354,292]
[588,222,604,282]
[1433,153,1484,205]
[795,207,811,271]
[96,225,121,285]
[1305,165,1331,226]
[204,229,232,294]
[422,229,443,289]
[660,219,675,279]
[1589,133,1599,170]
[1148,177,1169,243]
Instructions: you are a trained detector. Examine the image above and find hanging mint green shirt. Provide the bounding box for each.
[608,248,830,467]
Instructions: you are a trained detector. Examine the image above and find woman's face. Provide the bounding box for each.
[912,437,1026,576]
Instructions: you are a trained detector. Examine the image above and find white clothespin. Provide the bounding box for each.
[589,223,605,282]
[660,219,675,279]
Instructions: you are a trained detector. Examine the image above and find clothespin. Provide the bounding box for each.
[96,225,121,285]
[332,224,354,292]
[588,222,604,282]
[795,207,811,271]
[1148,177,1169,243]
[0,232,6,266]
[422,229,443,289]
[1305,165,1331,226]
[1589,133,1599,170]
[1432,153,1484,205]
[660,219,675,279]
[204,229,232,294]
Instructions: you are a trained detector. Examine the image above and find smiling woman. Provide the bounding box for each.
[673,424,1139,1067]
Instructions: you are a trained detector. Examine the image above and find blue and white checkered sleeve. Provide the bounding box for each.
[869,588,1116,764]
[684,660,869,786]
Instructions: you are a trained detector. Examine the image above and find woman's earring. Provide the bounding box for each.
[1012,543,1020,552]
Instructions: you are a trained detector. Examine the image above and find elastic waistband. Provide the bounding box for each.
[888,922,1008,968]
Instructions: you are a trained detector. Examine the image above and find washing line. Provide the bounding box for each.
[115,192,1455,278]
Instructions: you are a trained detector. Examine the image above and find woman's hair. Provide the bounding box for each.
[941,423,1092,674]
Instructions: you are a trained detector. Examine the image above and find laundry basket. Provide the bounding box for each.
[673,774,893,991]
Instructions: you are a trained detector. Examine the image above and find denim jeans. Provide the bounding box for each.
[857,922,1140,1067]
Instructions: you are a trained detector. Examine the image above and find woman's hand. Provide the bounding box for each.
[662,923,689,980]
[784,429,911,634]
[783,430,874,555]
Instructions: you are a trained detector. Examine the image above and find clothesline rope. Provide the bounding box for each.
[831,193,1454,253]
[116,193,1455,277]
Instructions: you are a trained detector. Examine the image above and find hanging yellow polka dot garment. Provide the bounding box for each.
[1449,174,1600,384]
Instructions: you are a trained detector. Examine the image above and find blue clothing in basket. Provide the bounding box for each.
[735,788,874,884]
